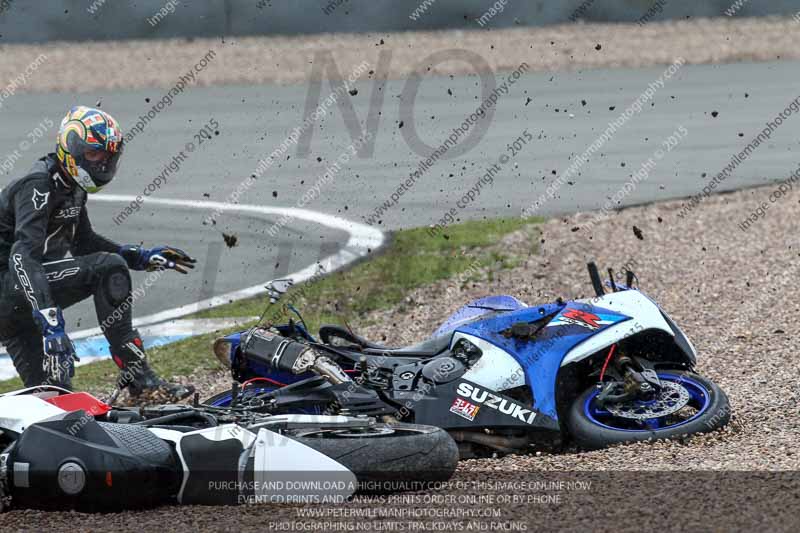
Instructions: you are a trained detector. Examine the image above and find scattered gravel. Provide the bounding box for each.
[1,16,799,92]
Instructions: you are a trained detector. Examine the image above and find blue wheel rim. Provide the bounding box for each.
[583,372,712,432]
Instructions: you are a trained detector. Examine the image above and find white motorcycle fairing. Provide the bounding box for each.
[0,394,66,434]
[560,289,690,367]
[150,425,357,505]
[452,332,526,392]
[0,389,357,509]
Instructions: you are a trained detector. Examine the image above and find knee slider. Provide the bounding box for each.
[98,254,132,307]
[105,269,131,307]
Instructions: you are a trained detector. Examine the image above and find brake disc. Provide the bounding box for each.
[604,380,690,420]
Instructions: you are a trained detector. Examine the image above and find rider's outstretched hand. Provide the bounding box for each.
[119,244,197,274]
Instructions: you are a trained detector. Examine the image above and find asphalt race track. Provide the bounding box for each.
[1,59,798,331]
[0,195,349,331]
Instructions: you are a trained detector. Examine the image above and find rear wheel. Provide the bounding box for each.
[287,423,458,489]
[566,370,730,450]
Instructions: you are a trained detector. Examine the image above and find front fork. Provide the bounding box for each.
[595,351,663,407]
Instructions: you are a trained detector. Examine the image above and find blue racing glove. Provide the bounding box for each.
[32,307,78,386]
[119,244,196,274]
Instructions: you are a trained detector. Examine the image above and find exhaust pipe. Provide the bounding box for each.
[244,328,351,384]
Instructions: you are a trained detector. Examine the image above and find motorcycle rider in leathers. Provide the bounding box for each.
[0,106,195,401]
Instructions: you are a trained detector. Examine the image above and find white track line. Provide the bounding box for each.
[65,195,385,339]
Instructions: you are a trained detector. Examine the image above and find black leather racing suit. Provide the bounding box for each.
[0,155,136,386]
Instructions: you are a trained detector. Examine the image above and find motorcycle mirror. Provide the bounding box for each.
[265,278,294,303]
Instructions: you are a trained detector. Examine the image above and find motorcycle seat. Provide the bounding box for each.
[319,324,452,357]
[363,334,453,357]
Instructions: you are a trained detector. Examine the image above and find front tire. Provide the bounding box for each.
[566,370,730,450]
[287,423,458,489]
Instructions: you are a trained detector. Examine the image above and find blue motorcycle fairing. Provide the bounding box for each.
[456,302,630,419]
[433,295,533,337]
[223,299,630,421]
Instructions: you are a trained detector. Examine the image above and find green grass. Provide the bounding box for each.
[0,217,540,394]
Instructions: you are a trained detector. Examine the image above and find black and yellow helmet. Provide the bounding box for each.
[56,106,124,193]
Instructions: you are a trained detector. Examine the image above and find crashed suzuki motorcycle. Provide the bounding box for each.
[209,263,730,456]
[0,385,457,512]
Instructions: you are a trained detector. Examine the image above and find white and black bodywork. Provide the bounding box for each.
[0,386,458,512]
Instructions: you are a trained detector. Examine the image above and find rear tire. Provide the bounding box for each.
[287,423,458,490]
[566,370,730,450]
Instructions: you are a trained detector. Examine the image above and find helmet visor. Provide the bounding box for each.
[65,131,123,191]
[84,149,111,163]
[84,144,123,187]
